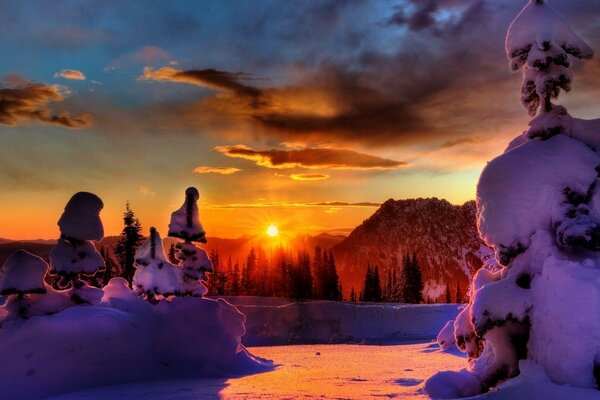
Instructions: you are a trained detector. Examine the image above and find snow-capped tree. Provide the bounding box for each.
[427,2,600,397]
[506,0,593,131]
[49,192,105,305]
[133,227,179,301]
[168,187,207,243]
[168,187,212,297]
[0,250,47,318]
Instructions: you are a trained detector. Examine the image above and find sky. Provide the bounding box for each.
[1,0,599,240]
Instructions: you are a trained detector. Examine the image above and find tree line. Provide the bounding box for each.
[89,203,464,304]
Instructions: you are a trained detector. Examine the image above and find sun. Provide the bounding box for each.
[266,224,279,237]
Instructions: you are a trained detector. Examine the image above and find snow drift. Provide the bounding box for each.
[0,278,272,400]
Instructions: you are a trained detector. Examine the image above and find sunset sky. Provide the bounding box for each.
[1,0,599,240]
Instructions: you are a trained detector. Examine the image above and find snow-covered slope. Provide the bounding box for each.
[333,198,491,301]
[221,296,461,346]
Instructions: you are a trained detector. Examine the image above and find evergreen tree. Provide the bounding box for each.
[455,282,463,304]
[114,202,145,284]
[445,284,452,304]
[400,253,423,304]
[231,259,241,295]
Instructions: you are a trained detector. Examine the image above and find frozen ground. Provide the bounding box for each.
[47,342,466,400]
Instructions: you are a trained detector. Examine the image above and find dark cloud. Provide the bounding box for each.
[126,0,600,154]
[0,80,91,128]
[213,145,407,170]
[140,67,262,100]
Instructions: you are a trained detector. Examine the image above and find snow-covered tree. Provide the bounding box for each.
[506,0,593,134]
[168,187,207,243]
[0,250,47,318]
[427,2,600,397]
[133,227,179,301]
[49,192,105,305]
[168,187,212,297]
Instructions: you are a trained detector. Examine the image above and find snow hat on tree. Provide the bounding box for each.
[168,187,207,243]
[506,0,593,138]
[49,192,106,304]
[0,250,47,296]
[0,250,48,319]
[58,192,104,241]
[133,227,179,300]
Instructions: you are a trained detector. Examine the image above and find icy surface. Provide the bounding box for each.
[0,280,271,400]
[0,250,47,294]
[57,192,104,241]
[476,134,599,259]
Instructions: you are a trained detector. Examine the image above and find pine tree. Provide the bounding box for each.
[445,284,452,304]
[231,259,241,295]
[455,283,462,304]
[399,253,424,304]
[114,202,145,284]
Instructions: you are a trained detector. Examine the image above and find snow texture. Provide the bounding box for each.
[49,239,105,275]
[429,1,600,395]
[168,187,207,243]
[133,228,180,297]
[57,192,104,241]
[0,250,47,295]
[476,134,599,264]
[0,278,271,400]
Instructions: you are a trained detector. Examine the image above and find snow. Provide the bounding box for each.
[0,250,47,295]
[168,187,207,243]
[476,134,600,264]
[49,239,105,275]
[505,0,593,71]
[174,242,214,277]
[46,343,467,400]
[0,280,271,400]
[133,228,180,297]
[529,256,600,388]
[226,298,461,346]
[57,192,104,241]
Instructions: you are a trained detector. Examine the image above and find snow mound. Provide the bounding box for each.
[0,278,272,400]
[0,250,47,295]
[49,239,105,275]
[476,134,600,264]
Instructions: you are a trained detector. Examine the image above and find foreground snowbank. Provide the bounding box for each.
[0,279,272,400]
[427,361,600,400]
[221,297,461,345]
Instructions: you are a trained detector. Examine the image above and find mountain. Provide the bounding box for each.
[332,198,492,301]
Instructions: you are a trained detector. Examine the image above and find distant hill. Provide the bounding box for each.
[332,198,492,302]
[0,233,347,266]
